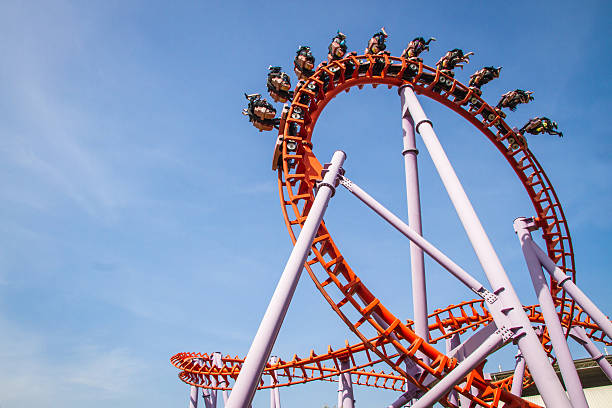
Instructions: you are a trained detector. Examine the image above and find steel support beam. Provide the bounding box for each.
[340,176,518,334]
[514,217,588,407]
[401,86,572,408]
[202,389,213,408]
[340,176,487,294]
[446,326,499,408]
[446,333,461,406]
[529,237,612,339]
[400,85,429,354]
[269,356,281,408]
[337,357,355,408]
[341,177,520,408]
[198,357,214,408]
[569,326,612,382]
[226,151,346,408]
[447,322,498,362]
[190,385,199,408]
[205,354,219,408]
[411,328,510,408]
[211,352,229,406]
[510,351,526,396]
[206,379,217,408]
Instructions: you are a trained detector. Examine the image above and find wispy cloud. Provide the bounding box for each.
[236,180,278,195]
[0,2,139,221]
[65,346,142,394]
[3,77,132,219]
[0,316,146,406]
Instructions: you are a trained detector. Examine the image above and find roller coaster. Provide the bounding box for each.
[172,31,612,407]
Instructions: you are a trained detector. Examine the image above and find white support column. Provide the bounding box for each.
[226,151,346,408]
[446,333,461,406]
[411,328,509,408]
[190,385,199,408]
[529,239,612,339]
[447,322,498,362]
[569,326,612,382]
[202,388,213,408]
[211,352,229,406]
[401,87,572,408]
[400,85,429,355]
[337,357,355,408]
[198,357,214,408]
[514,217,588,407]
[269,356,281,408]
[207,354,219,408]
[510,351,525,396]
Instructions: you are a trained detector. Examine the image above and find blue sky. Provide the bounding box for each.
[1,1,611,407]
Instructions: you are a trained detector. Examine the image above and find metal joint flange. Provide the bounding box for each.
[476,287,498,304]
[415,119,433,134]
[339,176,354,193]
[318,163,345,197]
[315,181,337,196]
[402,147,419,156]
[496,326,516,342]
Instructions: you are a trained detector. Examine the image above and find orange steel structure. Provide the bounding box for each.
[172,55,611,407]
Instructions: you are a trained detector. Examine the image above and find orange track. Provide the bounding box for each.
[172,55,611,407]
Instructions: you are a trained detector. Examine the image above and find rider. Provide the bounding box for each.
[401,37,436,61]
[242,93,279,132]
[317,31,356,70]
[294,46,315,80]
[436,48,474,77]
[267,66,293,103]
[468,66,502,96]
[496,89,534,111]
[520,117,563,137]
[328,31,348,62]
[364,27,388,55]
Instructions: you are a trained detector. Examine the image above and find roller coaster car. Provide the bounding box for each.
[468,66,502,94]
[436,48,474,76]
[364,27,388,55]
[495,89,534,116]
[267,66,294,103]
[401,36,435,61]
[243,93,278,132]
[520,117,563,138]
[294,46,315,80]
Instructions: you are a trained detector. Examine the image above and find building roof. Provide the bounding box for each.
[489,356,612,396]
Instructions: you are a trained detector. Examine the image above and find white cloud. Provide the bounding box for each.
[0,316,146,407]
[65,346,141,394]
[0,2,134,221]
[3,81,131,218]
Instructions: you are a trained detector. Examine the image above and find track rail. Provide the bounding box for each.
[172,55,609,407]
[275,55,585,406]
[171,302,609,392]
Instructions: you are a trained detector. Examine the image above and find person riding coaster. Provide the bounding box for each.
[267,66,293,103]
[294,46,315,80]
[495,89,534,117]
[317,31,357,70]
[242,93,279,132]
[328,31,348,61]
[364,27,388,55]
[520,117,563,137]
[436,48,474,77]
[401,37,436,61]
[468,66,502,96]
